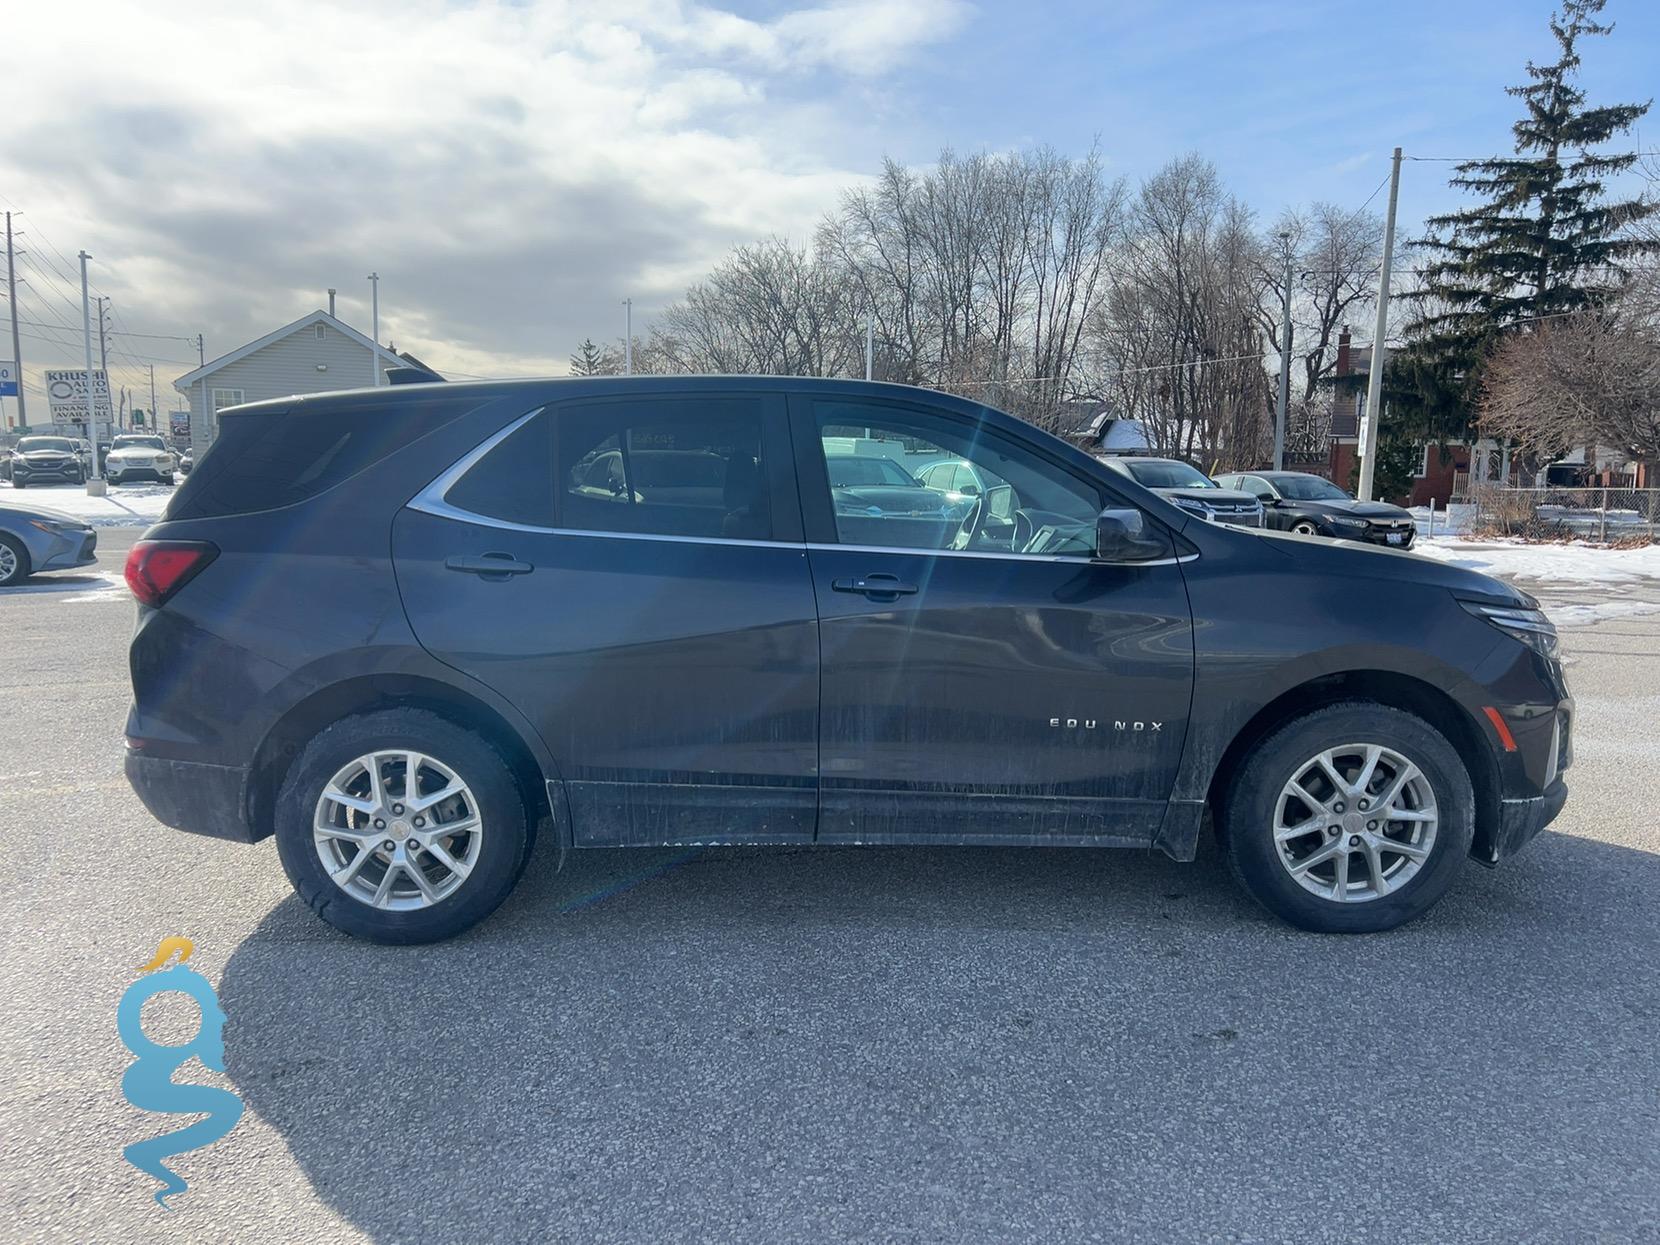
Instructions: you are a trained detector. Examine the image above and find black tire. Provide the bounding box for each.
[11,478,24,489]
[0,533,31,586]
[274,708,533,943]
[1220,702,1474,934]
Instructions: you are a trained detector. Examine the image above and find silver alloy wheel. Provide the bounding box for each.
[1291,520,1319,535]
[0,542,17,583]
[1272,742,1438,903]
[313,749,484,911]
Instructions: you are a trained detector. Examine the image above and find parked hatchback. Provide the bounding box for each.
[1215,470,1416,547]
[124,378,1570,943]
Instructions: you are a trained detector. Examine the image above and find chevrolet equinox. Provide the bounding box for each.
[123,378,1571,942]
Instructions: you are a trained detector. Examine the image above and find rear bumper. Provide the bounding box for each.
[125,748,260,843]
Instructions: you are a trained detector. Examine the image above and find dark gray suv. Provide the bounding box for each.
[123,377,1570,943]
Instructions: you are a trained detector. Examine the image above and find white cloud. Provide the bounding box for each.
[0,0,970,389]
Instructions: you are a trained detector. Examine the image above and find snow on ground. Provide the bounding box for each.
[0,481,172,526]
[1413,535,1660,588]
[1408,503,1473,536]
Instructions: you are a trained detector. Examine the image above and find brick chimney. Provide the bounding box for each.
[1335,326,1351,377]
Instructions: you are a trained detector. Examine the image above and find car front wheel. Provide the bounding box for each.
[1290,519,1320,536]
[1220,702,1474,933]
[274,708,533,943]
[0,533,30,586]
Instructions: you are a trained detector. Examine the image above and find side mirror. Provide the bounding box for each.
[1254,491,1276,503]
[959,483,980,497]
[1095,507,1171,563]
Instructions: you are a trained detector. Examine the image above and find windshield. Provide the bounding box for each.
[1270,474,1350,501]
[18,437,74,452]
[1126,459,1216,490]
[828,456,917,488]
[113,436,167,450]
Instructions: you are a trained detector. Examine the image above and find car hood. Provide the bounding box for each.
[1250,525,1529,606]
[1295,498,1413,520]
[1155,486,1260,507]
[17,448,76,458]
[108,447,166,457]
[0,501,90,527]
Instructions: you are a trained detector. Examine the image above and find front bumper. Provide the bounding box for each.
[125,748,260,843]
[13,463,83,483]
[106,463,172,481]
[35,527,97,571]
[1490,778,1569,862]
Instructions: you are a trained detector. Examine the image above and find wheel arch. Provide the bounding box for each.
[245,673,562,848]
[1203,669,1501,861]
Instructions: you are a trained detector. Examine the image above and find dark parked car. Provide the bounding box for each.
[1216,470,1416,548]
[1098,456,1264,527]
[123,378,1570,944]
[0,500,97,586]
[9,435,87,488]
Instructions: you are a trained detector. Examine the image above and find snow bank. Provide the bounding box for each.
[0,481,172,527]
[1412,536,1660,587]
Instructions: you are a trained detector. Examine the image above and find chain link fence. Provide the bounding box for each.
[1468,484,1660,543]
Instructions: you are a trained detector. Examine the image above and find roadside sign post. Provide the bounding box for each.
[77,251,106,494]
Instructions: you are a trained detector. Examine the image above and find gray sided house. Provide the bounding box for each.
[173,310,410,454]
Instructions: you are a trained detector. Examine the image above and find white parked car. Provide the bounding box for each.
[104,433,177,485]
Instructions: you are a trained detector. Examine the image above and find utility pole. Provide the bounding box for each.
[78,251,103,491]
[1357,147,1402,503]
[148,364,157,432]
[1273,231,1293,471]
[623,299,633,375]
[366,272,381,386]
[5,212,24,428]
[865,313,874,381]
[94,296,110,427]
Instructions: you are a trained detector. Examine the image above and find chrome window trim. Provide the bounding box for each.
[408,409,1196,564]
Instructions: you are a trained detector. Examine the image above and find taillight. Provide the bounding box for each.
[125,540,218,607]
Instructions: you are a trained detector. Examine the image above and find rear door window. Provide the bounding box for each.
[554,398,774,541]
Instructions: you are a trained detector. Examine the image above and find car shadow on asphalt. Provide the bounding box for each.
[218,829,1660,1242]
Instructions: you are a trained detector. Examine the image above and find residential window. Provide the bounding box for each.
[211,388,245,414]
[314,323,327,340]
[554,398,771,540]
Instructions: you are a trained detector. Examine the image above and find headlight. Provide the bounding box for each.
[29,518,80,536]
[1461,600,1559,658]
[1175,499,1216,522]
[1330,516,1368,529]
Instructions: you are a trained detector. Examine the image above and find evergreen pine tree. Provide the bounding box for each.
[1393,0,1655,441]
[569,338,613,376]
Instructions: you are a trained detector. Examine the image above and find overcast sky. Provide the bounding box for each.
[2,0,1655,410]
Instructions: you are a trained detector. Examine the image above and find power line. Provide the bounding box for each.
[1405,149,1660,162]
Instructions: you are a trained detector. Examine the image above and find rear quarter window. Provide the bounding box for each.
[166,397,475,520]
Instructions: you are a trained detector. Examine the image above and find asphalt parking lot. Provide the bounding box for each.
[4,526,1659,1244]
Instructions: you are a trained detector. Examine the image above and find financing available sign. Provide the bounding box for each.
[0,360,18,398]
[45,368,113,423]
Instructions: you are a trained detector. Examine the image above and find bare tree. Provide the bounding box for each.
[1480,313,1660,463]
[1088,155,1274,467]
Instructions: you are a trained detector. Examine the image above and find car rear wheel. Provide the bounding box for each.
[274,708,533,943]
[1220,702,1474,933]
[0,534,31,586]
